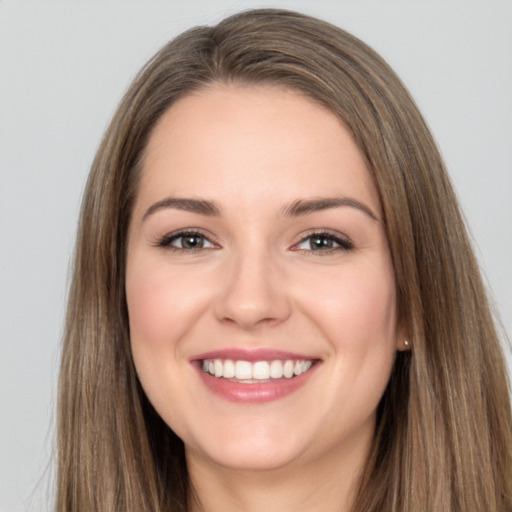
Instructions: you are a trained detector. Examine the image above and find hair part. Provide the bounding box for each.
[58,8,512,511]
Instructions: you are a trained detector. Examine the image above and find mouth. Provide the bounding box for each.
[193,350,320,403]
[201,358,314,381]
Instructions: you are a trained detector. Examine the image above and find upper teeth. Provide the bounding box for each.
[202,359,313,380]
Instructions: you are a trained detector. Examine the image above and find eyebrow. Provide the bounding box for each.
[282,197,378,221]
[142,197,221,221]
[142,195,378,222]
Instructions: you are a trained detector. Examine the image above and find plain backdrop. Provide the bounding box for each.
[1,1,511,511]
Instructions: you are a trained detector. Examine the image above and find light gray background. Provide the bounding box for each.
[1,1,511,511]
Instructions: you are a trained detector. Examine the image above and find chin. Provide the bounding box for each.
[194,444,302,472]
[183,421,309,471]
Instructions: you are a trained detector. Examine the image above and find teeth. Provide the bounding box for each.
[201,358,314,380]
[235,360,252,380]
[214,359,223,378]
[294,360,313,376]
[252,361,270,380]
[223,359,235,378]
[269,360,284,378]
[283,360,294,378]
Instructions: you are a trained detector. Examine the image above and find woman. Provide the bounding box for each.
[57,8,512,512]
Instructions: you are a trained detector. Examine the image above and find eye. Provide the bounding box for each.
[158,231,216,251]
[294,232,353,253]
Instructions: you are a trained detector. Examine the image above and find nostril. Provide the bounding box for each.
[218,312,285,330]
[212,256,293,328]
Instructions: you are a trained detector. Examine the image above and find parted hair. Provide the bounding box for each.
[57,8,512,511]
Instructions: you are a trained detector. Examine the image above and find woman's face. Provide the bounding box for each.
[126,84,401,472]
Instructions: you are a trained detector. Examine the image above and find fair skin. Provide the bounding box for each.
[126,84,403,512]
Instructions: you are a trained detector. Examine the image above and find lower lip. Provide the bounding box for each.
[195,364,318,403]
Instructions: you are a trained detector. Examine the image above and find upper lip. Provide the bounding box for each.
[192,348,318,362]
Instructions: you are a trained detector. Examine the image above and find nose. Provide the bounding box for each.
[213,248,292,330]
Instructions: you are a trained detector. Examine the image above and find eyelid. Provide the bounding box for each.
[291,229,354,253]
[154,228,220,250]
[153,228,352,253]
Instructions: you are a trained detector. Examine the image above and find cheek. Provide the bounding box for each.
[335,260,398,399]
[315,260,398,407]
[344,271,396,342]
[302,258,398,349]
[125,255,218,428]
[125,257,212,360]
[126,265,171,348]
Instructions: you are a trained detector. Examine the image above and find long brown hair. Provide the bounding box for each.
[57,9,512,511]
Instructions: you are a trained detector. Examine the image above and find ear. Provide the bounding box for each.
[396,339,411,351]
[396,323,412,352]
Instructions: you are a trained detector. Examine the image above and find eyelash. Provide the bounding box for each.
[292,230,354,255]
[156,230,216,252]
[155,229,354,254]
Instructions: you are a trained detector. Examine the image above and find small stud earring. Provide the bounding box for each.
[404,340,410,347]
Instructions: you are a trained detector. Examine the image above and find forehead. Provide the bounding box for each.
[138,84,380,215]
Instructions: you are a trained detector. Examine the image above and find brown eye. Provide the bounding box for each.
[159,231,215,250]
[309,235,335,250]
[295,232,353,253]
[180,234,205,249]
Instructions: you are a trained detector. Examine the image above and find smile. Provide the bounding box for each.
[194,351,319,403]
[201,358,314,381]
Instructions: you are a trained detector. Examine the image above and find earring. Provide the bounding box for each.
[404,340,410,347]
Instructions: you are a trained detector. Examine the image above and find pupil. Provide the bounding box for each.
[183,235,203,248]
[312,236,332,250]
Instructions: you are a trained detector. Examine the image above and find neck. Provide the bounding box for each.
[186,433,372,512]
